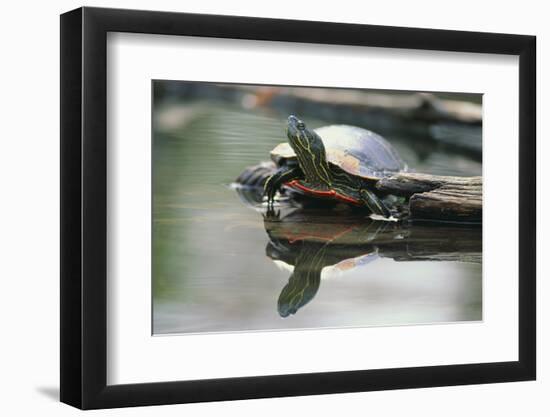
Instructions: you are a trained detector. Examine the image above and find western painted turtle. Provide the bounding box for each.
[264,115,406,217]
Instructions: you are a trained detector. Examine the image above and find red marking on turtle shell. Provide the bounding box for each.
[286,180,361,205]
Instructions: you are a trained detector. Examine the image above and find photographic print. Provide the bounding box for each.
[60,9,536,407]
[152,81,482,335]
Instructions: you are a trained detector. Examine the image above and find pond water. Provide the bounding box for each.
[153,100,482,335]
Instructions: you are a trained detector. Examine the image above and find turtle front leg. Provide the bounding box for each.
[359,188,392,218]
[263,166,303,208]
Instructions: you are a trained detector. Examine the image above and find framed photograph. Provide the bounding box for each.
[60,6,536,409]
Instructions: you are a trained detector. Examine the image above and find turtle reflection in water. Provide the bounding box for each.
[265,212,396,317]
[264,211,481,317]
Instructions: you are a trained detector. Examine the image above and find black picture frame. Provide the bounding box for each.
[60,6,536,410]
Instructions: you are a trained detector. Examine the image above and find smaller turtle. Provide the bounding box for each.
[264,116,406,218]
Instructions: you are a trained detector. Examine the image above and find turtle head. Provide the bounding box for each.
[286,115,331,186]
[277,269,320,318]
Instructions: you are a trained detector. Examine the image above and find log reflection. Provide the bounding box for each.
[264,210,481,317]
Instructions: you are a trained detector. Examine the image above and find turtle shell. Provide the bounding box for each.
[270,125,406,179]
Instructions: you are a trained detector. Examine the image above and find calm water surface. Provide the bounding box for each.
[153,101,482,335]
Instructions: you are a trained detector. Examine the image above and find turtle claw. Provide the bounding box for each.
[359,189,393,219]
[262,166,302,213]
[264,207,281,221]
[263,186,277,212]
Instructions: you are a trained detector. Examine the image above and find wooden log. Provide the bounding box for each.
[234,86,482,125]
[376,173,482,223]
